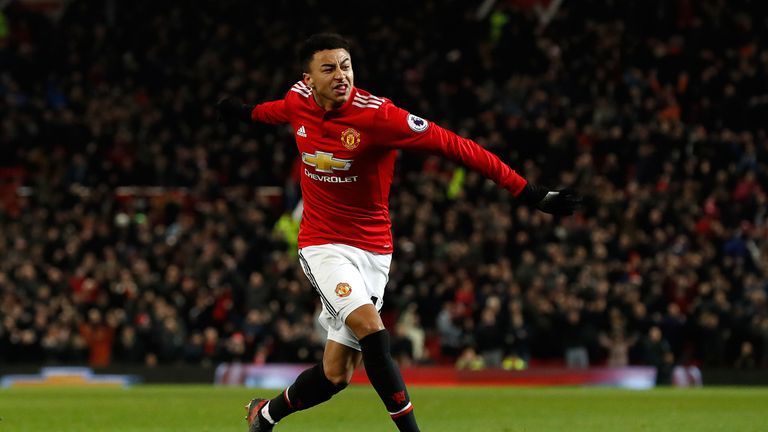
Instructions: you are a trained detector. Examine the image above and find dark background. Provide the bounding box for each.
[0,0,766,373]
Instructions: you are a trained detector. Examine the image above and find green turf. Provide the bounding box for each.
[1,385,767,432]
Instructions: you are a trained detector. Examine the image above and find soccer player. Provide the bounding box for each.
[218,32,581,432]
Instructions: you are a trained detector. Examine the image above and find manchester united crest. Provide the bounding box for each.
[335,282,352,298]
[340,128,361,150]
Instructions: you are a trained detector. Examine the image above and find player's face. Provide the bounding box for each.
[304,48,354,110]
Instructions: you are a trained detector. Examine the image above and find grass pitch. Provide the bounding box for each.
[1,385,767,431]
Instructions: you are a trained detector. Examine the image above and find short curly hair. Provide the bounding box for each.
[299,33,352,72]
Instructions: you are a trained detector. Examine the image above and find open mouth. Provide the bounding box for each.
[333,84,348,95]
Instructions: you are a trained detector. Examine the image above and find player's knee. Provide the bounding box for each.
[354,322,386,339]
[346,304,385,339]
[347,317,385,340]
[332,379,350,393]
[324,368,353,389]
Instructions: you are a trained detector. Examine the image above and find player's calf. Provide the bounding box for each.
[360,329,420,432]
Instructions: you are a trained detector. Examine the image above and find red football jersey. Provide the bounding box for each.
[251,82,527,253]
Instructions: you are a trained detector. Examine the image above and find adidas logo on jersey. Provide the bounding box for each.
[297,125,307,137]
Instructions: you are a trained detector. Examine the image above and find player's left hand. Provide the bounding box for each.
[519,183,582,216]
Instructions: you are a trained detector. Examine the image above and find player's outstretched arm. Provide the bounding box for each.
[518,183,583,216]
[216,97,255,122]
[371,102,583,216]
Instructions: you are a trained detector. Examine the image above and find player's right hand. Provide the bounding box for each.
[519,183,582,216]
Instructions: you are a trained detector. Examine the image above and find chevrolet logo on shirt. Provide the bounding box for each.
[302,151,352,173]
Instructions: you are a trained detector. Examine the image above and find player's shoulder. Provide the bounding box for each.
[287,81,312,100]
[359,90,430,133]
[351,88,397,127]
[351,87,391,111]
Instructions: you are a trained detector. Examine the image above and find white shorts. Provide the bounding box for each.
[298,243,392,351]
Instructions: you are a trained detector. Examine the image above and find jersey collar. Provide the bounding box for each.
[336,86,358,113]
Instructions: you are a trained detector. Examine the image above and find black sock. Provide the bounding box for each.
[360,329,420,432]
[266,363,346,423]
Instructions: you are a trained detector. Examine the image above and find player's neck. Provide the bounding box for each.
[313,94,345,111]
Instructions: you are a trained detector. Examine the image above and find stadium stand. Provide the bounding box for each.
[0,0,766,373]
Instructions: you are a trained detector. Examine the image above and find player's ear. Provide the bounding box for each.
[303,73,314,90]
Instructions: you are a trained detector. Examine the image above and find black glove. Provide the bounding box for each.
[216,97,254,122]
[519,183,582,216]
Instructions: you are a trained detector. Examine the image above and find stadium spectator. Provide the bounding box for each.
[78,308,115,367]
[395,302,427,363]
[114,325,147,364]
[475,304,505,367]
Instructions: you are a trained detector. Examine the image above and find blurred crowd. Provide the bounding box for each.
[1,0,767,371]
